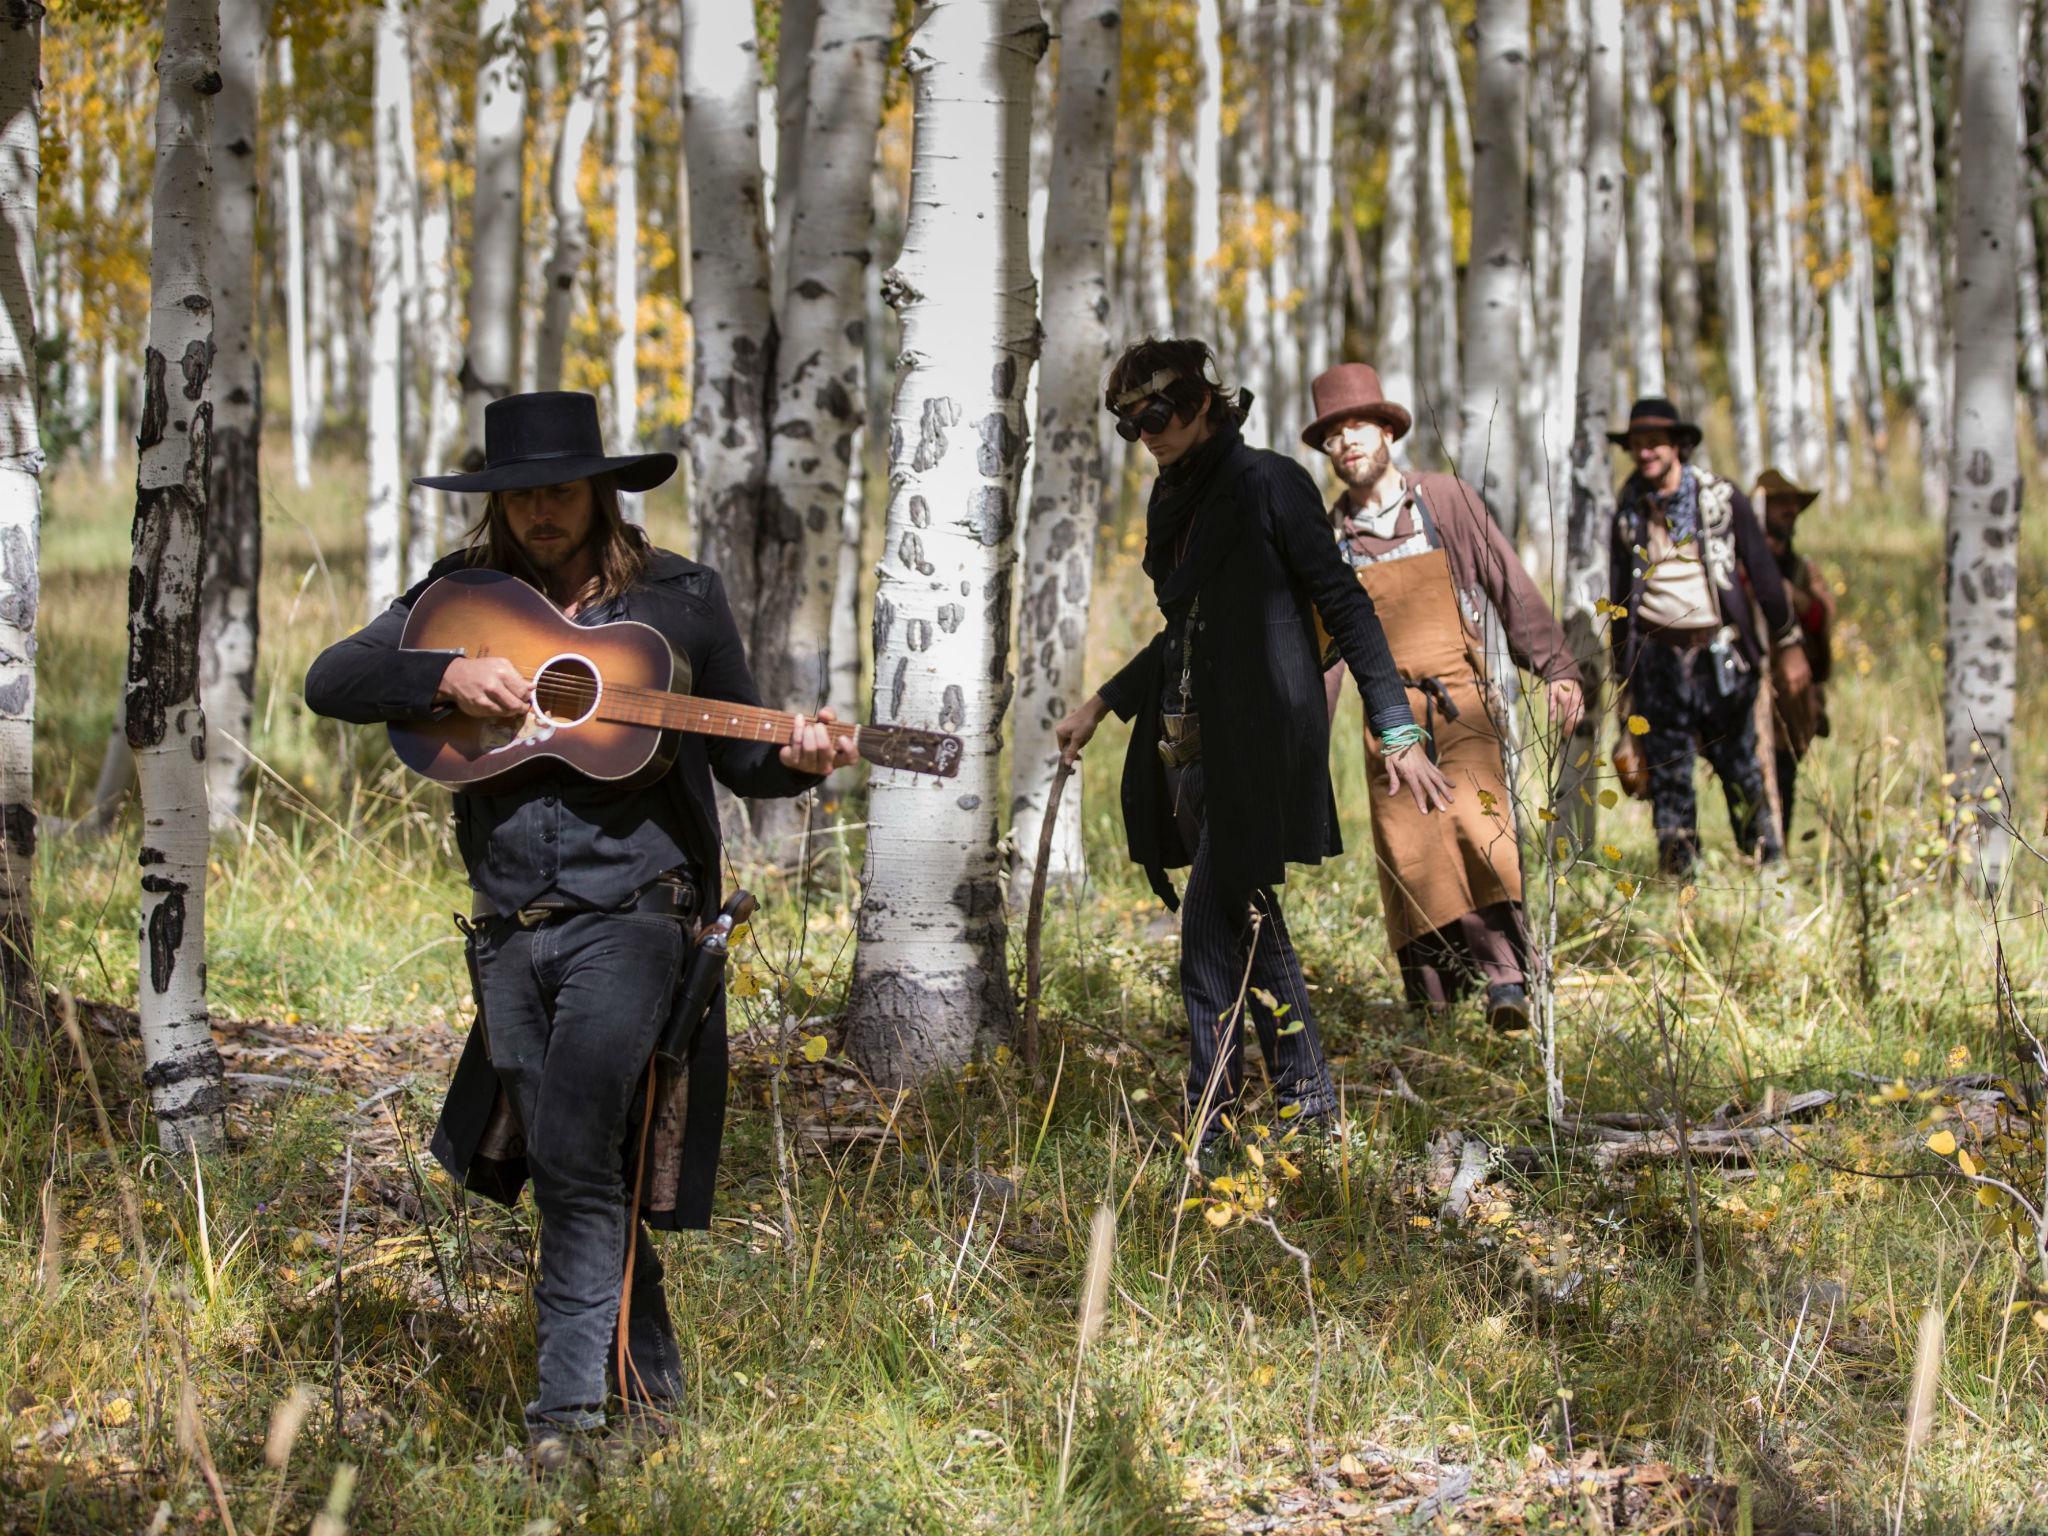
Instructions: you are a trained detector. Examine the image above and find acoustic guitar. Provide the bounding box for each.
[388,568,963,788]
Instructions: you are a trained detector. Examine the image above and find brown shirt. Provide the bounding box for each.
[1334,471,1581,686]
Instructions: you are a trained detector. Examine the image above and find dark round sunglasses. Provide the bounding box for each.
[1111,395,1178,442]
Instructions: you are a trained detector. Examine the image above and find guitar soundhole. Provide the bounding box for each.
[531,654,601,729]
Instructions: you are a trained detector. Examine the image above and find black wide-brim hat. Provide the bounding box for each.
[1607,396,1703,450]
[412,391,677,494]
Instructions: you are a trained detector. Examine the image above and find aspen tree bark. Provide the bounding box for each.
[200,0,267,830]
[1010,0,1121,902]
[772,0,819,302]
[1702,0,1760,479]
[130,0,227,1151]
[1788,0,1827,484]
[61,113,87,433]
[1139,111,1173,334]
[1757,0,1799,471]
[751,0,893,855]
[279,35,313,489]
[827,426,865,723]
[1889,0,1948,516]
[537,0,608,392]
[1459,0,1528,530]
[1659,7,1705,408]
[680,0,774,630]
[1303,0,1338,386]
[1517,43,1557,553]
[1559,0,1622,852]
[95,126,124,480]
[2011,11,2048,453]
[1266,0,1301,443]
[461,0,527,476]
[1376,0,1422,418]
[610,0,640,467]
[1190,0,1223,333]
[310,137,340,426]
[845,0,1045,1084]
[1230,4,1271,445]
[420,83,464,546]
[1624,4,1664,398]
[1419,90,1459,464]
[517,37,559,398]
[0,0,44,1027]
[1824,0,1864,494]
[365,0,408,620]
[1944,0,2022,891]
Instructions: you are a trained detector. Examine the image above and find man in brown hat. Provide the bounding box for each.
[1304,362,1583,1031]
[1605,397,1813,874]
[1752,467,1832,837]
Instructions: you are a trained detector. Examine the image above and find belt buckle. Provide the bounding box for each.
[515,906,553,928]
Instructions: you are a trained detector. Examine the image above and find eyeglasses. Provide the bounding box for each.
[1111,396,1178,442]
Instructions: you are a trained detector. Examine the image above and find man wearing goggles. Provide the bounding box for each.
[1056,337,1452,1161]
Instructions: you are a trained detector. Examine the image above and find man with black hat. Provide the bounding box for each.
[1752,467,1832,837]
[304,392,857,1474]
[1302,362,1583,1031]
[1606,398,1812,874]
[1053,338,1453,1159]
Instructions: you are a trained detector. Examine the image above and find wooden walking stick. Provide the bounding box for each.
[1021,758,1076,1079]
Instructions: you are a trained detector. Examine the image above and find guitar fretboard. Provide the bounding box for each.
[532,673,863,747]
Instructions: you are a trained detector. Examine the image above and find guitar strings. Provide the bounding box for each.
[523,671,880,738]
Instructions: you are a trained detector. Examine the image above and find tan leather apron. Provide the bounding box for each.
[1354,520,1523,952]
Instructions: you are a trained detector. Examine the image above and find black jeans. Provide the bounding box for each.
[1634,639,1781,874]
[473,910,689,1432]
[1169,763,1339,1147]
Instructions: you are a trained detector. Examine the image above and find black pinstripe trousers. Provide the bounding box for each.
[1171,764,1340,1147]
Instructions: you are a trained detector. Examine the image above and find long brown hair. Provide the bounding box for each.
[461,471,652,605]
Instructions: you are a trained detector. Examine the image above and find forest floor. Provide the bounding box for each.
[2,441,2046,1534]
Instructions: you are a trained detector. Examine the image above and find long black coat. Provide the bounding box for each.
[1098,440,1414,907]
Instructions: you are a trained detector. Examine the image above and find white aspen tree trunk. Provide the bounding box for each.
[1230,4,1271,445]
[1885,0,1922,403]
[462,0,527,478]
[518,38,560,398]
[537,0,608,392]
[680,0,775,629]
[827,425,865,722]
[1823,0,1859,493]
[1660,8,1705,407]
[1376,0,1422,420]
[1703,0,1761,479]
[1266,1,1301,445]
[1757,0,1799,470]
[279,36,313,489]
[1849,0,1888,454]
[772,0,820,304]
[1517,41,1557,553]
[1190,0,1223,333]
[61,112,88,433]
[0,0,43,1026]
[1009,0,1121,902]
[96,136,125,480]
[1303,0,1338,386]
[396,28,439,583]
[610,0,640,468]
[1460,0,1528,531]
[1419,90,1459,464]
[200,0,267,831]
[845,0,1044,1084]
[1895,0,1949,516]
[751,0,894,855]
[2011,0,2048,451]
[1624,4,1664,398]
[365,0,408,620]
[1559,0,1623,854]
[1140,110,1173,334]
[307,137,335,430]
[421,84,464,546]
[1788,0,1828,483]
[1944,0,2021,891]
[130,0,227,1151]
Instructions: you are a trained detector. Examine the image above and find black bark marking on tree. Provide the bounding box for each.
[991,355,1016,400]
[957,794,981,810]
[138,348,169,450]
[977,412,1018,474]
[966,486,1011,546]
[913,396,957,471]
[936,603,963,633]
[0,524,37,633]
[899,532,933,575]
[906,618,931,652]
[873,595,896,653]
[889,655,908,719]
[909,494,930,529]
[140,875,186,993]
[939,683,965,731]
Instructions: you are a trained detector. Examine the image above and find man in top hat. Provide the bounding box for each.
[1606,397,1812,874]
[1752,467,1831,837]
[1303,362,1583,1031]
[1054,337,1452,1160]
[305,392,858,1474]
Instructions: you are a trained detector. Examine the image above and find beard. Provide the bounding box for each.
[1340,442,1393,493]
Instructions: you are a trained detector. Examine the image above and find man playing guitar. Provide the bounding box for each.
[305,391,856,1478]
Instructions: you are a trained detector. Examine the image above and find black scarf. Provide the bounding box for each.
[1141,418,1243,603]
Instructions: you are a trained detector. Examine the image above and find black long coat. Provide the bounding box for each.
[1098,440,1414,907]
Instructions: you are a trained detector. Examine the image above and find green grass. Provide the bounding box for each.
[2,434,2045,1532]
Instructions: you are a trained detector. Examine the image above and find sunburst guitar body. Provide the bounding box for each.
[387,568,963,790]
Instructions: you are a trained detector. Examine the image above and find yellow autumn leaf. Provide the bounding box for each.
[1204,1203,1234,1228]
[1599,789,1619,809]
[102,1397,134,1427]
[1627,714,1650,735]
[1600,844,1622,862]
[2033,1309,2048,1332]
[800,1035,828,1063]
[1957,1149,1983,1178]
[1245,1144,1265,1168]
[1277,1102,1301,1119]
[1252,1364,1277,1388]
[1926,1130,1957,1156]
[1975,1186,2003,1209]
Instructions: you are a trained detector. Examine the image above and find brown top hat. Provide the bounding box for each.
[1754,466,1821,512]
[1301,363,1413,448]
[1606,396,1704,450]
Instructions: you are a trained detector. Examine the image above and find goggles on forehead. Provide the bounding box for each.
[1106,369,1185,442]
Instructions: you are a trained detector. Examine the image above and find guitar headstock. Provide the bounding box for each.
[856,724,965,778]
